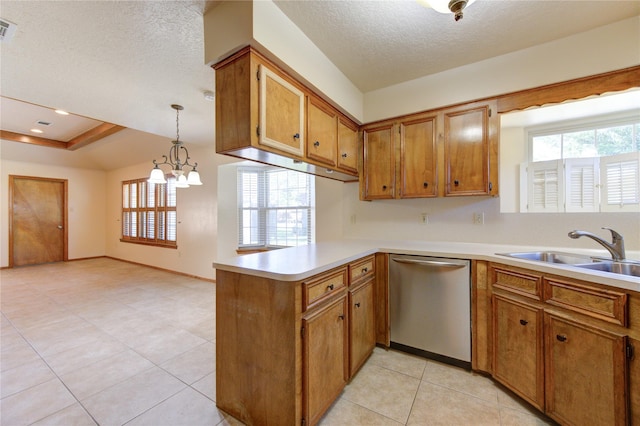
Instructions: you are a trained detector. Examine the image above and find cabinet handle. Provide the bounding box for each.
[556,334,567,342]
[382,185,387,190]
[454,180,460,186]
[519,319,528,326]
[423,182,428,187]
[338,314,345,320]
[362,267,368,273]
[355,302,361,308]
[326,284,334,291]
[342,153,348,158]
[314,141,320,147]
[293,133,300,139]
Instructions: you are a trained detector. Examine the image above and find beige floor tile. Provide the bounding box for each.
[408,381,501,426]
[342,363,420,424]
[188,316,216,341]
[1,357,56,398]
[320,397,403,426]
[422,359,499,405]
[129,328,207,365]
[0,378,77,426]
[0,330,41,372]
[30,403,98,426]
[43,336,128,376]
[126,386,225,426]
[367,347,427,379]
[60,349,154,400]
[499,407,554,426]
[192,371,217,401]
[160,342,215,384]
[81,367,185,426]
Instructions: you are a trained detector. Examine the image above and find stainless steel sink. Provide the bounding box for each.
[575,261,640,277]
[498,251,596,265]
[498,251,640,278]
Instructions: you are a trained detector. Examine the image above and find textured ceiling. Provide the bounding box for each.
[0,0,639,171]
[275,0,640,92]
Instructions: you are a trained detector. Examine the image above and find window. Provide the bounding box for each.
[238,166,315,249]
[121,177,177,247]
[525,115,640,212]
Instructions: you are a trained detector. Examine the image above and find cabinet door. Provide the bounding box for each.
[443,103,492,196]
[545,313,628,426]
[362,124,395,199]
[349,280,376,377]
[303,295,348,426]
[400,115,437,198]
[307,96,337,166]
[492,295,544,410]
[259,64,305,156]
[337,117,358,174]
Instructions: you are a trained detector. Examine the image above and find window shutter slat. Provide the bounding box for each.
[565,158,599,212]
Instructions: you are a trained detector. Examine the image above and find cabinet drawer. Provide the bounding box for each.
[349,256,375,285]
[303,268,347,311]
[491,265,542,300]
[544,278,627,326]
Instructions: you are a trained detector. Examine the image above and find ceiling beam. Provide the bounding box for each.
[66,123,125,150]
[0,130,68,149]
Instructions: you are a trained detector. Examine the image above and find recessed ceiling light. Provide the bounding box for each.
[30,128,44,134]
[54,109,69,115]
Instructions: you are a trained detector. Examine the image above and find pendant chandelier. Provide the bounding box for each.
[420,0,477,21]
[148,104,203,188]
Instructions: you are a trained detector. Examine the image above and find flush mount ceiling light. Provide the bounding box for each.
[419,0,477,21]
[148,104,203,188]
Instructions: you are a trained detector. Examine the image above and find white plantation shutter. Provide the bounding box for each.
[601,152,640,212]
[528,160,563,212]
[565,158,599,212]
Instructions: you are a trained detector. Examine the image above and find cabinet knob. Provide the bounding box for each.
[293,133,300,139]
[382,185,387,190]
[556,334,567,342]
[327,284,334,291]
[314,141,320,147]
[423,182,428,188]
[519,319,528,326]
[355,302,361,308]
[338,314,345,320]
[454,180,460,186]
[342,153,348,158]
[362,267,368,273]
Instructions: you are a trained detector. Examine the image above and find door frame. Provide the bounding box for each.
[8,175,69,267]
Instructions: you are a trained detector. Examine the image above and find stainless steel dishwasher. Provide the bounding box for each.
[389,254,471,369]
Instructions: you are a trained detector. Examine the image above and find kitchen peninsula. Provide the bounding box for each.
[214,240,640,426]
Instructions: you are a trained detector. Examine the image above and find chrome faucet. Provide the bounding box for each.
[568,227,625,261]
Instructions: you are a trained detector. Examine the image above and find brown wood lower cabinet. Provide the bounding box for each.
[492,294,544,411]
[488,263,634,426]
[303,294,349,426]
[349,279,376,376]
[545,313,628,426]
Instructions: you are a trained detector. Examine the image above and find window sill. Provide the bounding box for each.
[120,239,177,249]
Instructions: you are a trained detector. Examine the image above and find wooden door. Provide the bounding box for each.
[492,294,544,410]
[349,279,375,377]
[362,123,395,200]
[259,64,305,157]
[303,295,348,426]
[400,115,438,198]
[545,313,628,426]
[443,104,491,196]
[307,96,337,166]
[10,176,67,266]
[337,117,358,174]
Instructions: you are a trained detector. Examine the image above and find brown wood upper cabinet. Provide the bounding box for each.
[214,47,359,181]
[360,100,499,200]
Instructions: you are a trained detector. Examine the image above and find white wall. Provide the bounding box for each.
[105,147,235,281]
[0,160,107,266]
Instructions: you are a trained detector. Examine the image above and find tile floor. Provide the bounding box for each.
[1,258,553,426]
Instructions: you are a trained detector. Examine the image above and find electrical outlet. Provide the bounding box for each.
[421,213,429,224]
[473,212,484,225]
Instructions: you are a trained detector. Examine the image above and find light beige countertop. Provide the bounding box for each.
[213,239,640,292]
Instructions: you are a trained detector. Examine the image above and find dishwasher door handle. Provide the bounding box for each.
[391,258,466,268]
